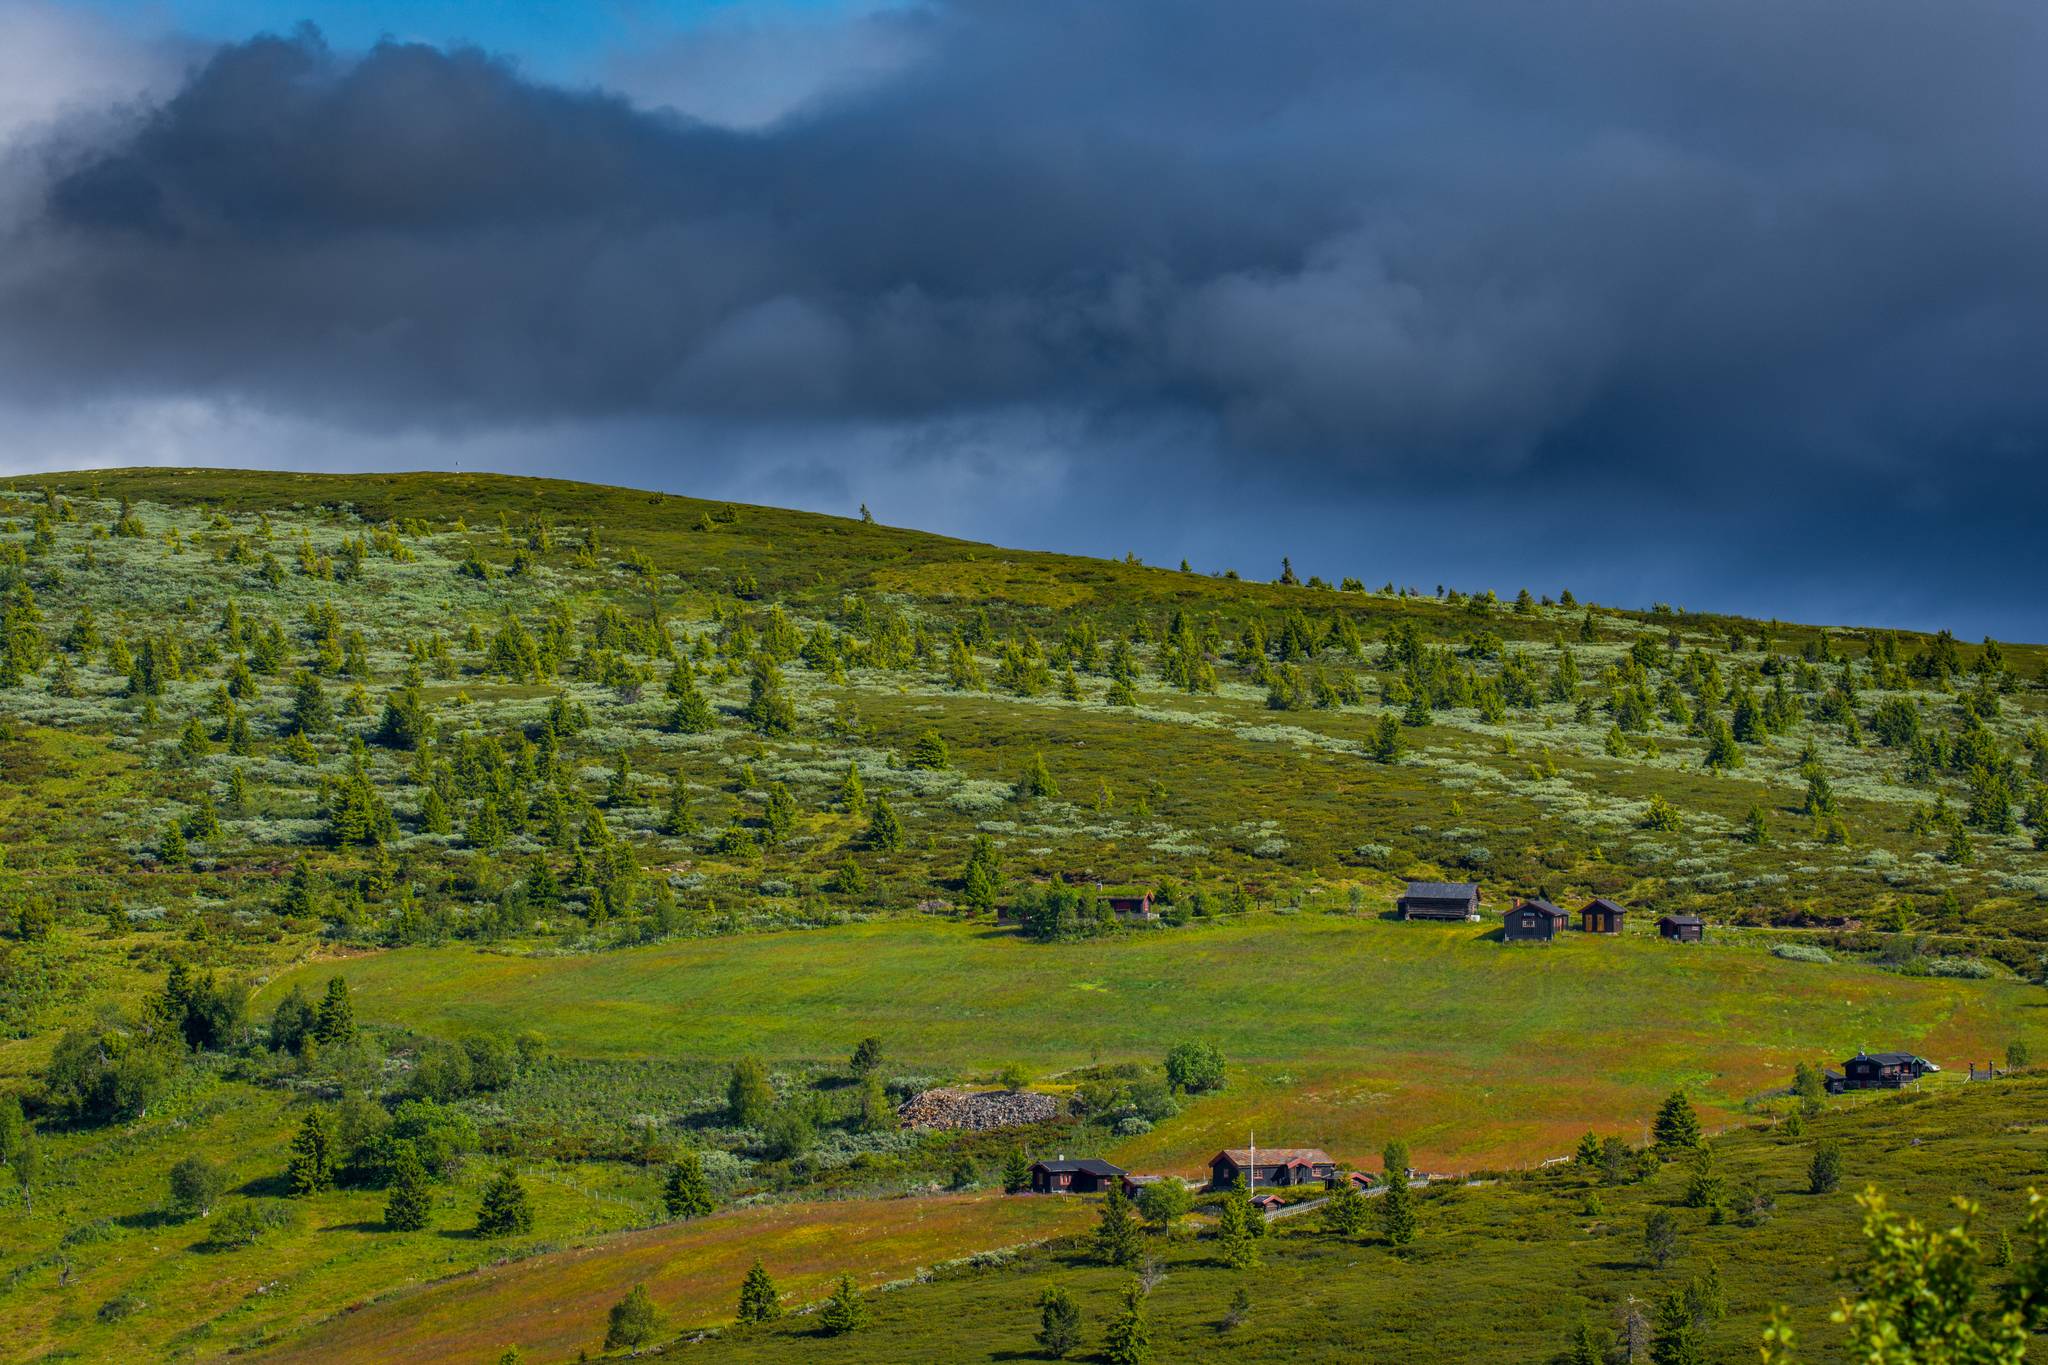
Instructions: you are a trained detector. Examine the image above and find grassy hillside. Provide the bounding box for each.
[646,1075,2048,1365]
[0,467,2041,1363]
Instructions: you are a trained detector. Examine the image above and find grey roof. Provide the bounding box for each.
[1659,914,1704,926]
[1851,1052,1926,1066]
[1402,881,1480,900]
[1514,899,1568,918]
[1034,1158,1124,1177]
[1584,898,1628,914]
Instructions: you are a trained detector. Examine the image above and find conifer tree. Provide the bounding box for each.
[1002,1149,1031,1193]
[862,797,903,852]
[1216,1175,1260,1269]
[384,1145,433,1231]
[662,1150,715,1219]
[315,976,356,1045]
[837,760,864,810]
[1379,1140,1416,1246]
[1095,1181,1142,1266]
[736,1257,782,1323]
[1015,751,1058,800]
[1808,1140,1842,1195]
[1036,1285,1082,1358]
[475,1168,534,1237]
[1322,1175,1367,1236]
[1102,1278,1152,1365]
[286,1109,336,1195]
[819,1274,868,1335]
[1652,1091,1703,1153]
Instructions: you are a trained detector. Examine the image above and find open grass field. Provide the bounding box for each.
[258,915,2038,1173]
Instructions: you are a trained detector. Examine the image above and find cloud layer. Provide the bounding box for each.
[2,0,2046,632]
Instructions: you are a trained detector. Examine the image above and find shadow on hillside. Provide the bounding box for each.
[235,1172,293,1199]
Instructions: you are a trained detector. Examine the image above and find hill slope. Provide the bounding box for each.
[0,468,2041,1362]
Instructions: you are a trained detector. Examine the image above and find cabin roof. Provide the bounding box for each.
[1584,898,1628,914]
[1034,1158,1123,1176]
[1513,899,1568,919]
[1850,1052,1924,1066]
[1659,913,1704,926]
[1214,1147,1332,1166]
[1403,881,1479,900]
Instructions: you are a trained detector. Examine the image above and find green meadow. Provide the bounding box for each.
[262,916,2034,1173]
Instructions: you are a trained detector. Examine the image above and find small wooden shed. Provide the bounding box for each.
[1503,899,1569,942]
[1657,914,1705,943]
[1581,898,1627,934]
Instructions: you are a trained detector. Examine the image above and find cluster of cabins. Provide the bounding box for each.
[1031,1145,1374,1202]
[1032,1052,1949,1204]
[1398,881,1704,944]
[1825,1051,1939,1093]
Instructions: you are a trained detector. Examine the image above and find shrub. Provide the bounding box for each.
[206,1200,298,1249]
[1772,944,1834,964]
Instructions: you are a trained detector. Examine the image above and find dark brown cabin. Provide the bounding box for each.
[1824,1052,1937,1094]
[1581,898,1627,934]
[1209,1147,1336,1191]
[1503,899,1569,942]
[1397,880,1482,922]
[1030,1157,1125,1194]
[1248,1193,1286,1213]
[1105,893,1156,921]
[1657,914,1704,942]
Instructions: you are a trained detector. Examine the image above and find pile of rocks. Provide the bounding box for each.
[896,1087,1060,1131]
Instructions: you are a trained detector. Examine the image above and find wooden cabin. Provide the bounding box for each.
[1030,1157,1125,1194]
[1503,898,1569,942]
[1341,1170,1376,1190]
[1825,1052,1937,1094]
[1657,914,1705,942]
[1209,1147,1337,1191]
[1397,881,1482,922]
[1580,898,1627,934]
[1105,893,1156,921]
[1248,1193,1286,1214]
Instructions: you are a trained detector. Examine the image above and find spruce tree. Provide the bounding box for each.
[384,1145,433,1231]
[1014,751,1058,800]
[1036,1285,1082,1358]
[1102,1278,1151,1365]
[1808,1140,1842,1195]
[476,1168,534,1237]
[286,1109,335,1195]
[1002,1149,1031,1194]
[818,1273,868,1335]
[1094,1181,1142,1266]
[862,798,903,851]
[1322,1176,1366,1237]
[315,976,356,1045]
[1652,1091,1703,1154]
[736,1257,781,1323]
[1216,1176,1260,1269]
[1649,1288,1704,1365]
[1379,1140,1416,1246]
[662,1150,715,1219]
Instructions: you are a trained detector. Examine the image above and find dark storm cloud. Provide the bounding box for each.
[3,0,2048,632]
